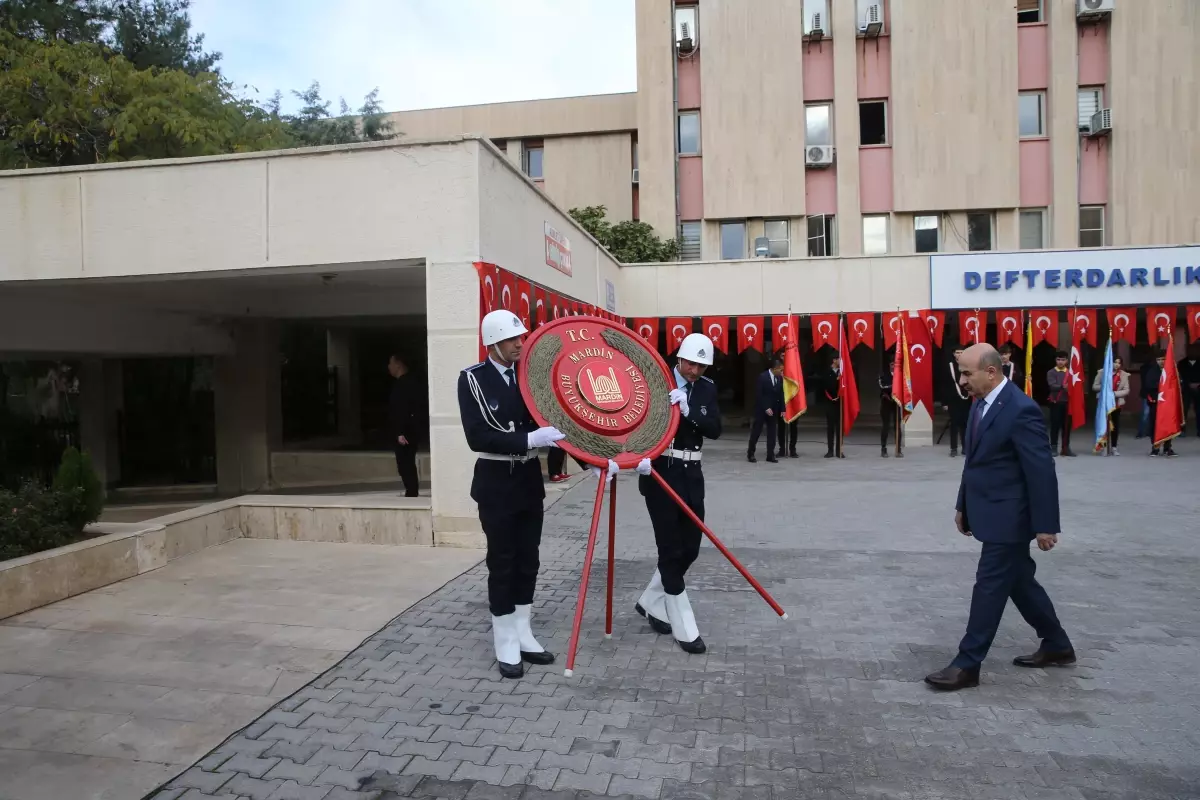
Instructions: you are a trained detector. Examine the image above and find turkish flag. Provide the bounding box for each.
[905,313,934,414]
[1030,309,1059,348]
[919,310,946,347]
[1068,342,1086,430]
[838,320,861,436]
[1069,308,1097,347]
[665,317,692,351]
[631,318,659,346]
[497,270,516,312]
[1107,307,1136,345]
[1188,305,1200,344]
[738,317,765,353]
[516,280,533,330]
[1146,306,1175,344]
[1153,333,1184,447]
[846,312,874,349]
[882,311,905,349]
[772,316,793,351]
[533,287,547,327]
[995,310,1024,347]
[701,317,729,353]
[476,262,499,313]
[959,310,985,345]
[810,313,839,351]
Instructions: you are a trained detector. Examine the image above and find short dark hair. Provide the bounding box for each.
[770,358,784,369]
[1055,350,1068,359]
[1000,345,1013,356]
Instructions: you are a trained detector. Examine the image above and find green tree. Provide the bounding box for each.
[0,0,112,44]
[0,29,293,168]
[52,445,104,530]
[569,205,678,264]
[108,0,218,75]
[283,81,395,147]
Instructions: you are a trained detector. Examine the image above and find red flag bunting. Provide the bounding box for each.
[845,312,875,349]
[782,314,808,422]
[1068,341,1086,430]
[810,314,839,351]
[1147,306,1175,344]
[498,271,516,312]
[631,318,659,346]
[516,280,533,330]
[838,319,861,436]
[995,310,1024,347]
[1070,308,1097,347]
[959,310,985,345]
[1153,332,1184,448]
[882,311,905,349]
[477,262,499,313]
[701,317,729,354]
[919,310,946,347]
[665,318,692,351]
[905,313,935,414]
[1030,309,1059,348]
[1107,307,1136,345]
[533,287,547,327]
[772,316,792,351]
[738,317,765,353]
[1188,305,1200,344]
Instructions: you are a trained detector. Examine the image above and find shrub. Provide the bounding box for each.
[53,447,105,531]
[0,482,83,561]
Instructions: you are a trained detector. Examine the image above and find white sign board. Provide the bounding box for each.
[544,222,572,276]
[605,279,617,313]
[930,246,1200,310]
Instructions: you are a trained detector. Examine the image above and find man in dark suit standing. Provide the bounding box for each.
[925,343,1075,691]
[747,359,784,463]
[388,355,421,497]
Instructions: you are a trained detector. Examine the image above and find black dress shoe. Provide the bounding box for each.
[497,660,524,679]
[924,665,980,691]
[676,636,706,655]
[1013,648,1076,668]
[747,454,757,463]
[635,603,672,634]
[824,452,834,458]
[788,451,798,458]
[765,456,778,463]
[522,650,555,665]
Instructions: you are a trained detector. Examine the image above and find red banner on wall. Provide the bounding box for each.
[1029,309,1058,348]
[1147,306,1176,344]
[995,310,1024,347]
[1107,307,1136,345]
[960,310,985,345]
[701,317,729,353]
[882,311,905,349]
[631,318,659,345]
[1188,305,1200,344]
[1069,308,1097,347]
[738,317,765,353]
[845,312,875,349]
[809,314,839,350]
[665,318,692,351]
[919,310,946,347]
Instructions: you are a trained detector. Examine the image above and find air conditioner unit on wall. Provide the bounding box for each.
[859,4,883,37]
[1077,0,1114,20]
[807,13,825,41]
[676,21,695,54]
[1088,108,1112,137]
[805,145,835,168]
[631,168,639,184]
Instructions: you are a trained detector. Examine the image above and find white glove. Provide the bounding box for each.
[635,458,652,476]
[669,388,690,417]
[527,426,566,449]
[589,459,619,483]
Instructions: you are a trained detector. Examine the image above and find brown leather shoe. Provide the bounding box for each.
[1013,648,1076,668]
[924,665,980,691]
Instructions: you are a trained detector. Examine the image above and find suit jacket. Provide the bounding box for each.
[456,361,545,510]
[956,380,1060,543]
[389,374,419,442]
[754,370,784,416]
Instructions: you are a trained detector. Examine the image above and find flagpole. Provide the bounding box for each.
[838,312,844,458]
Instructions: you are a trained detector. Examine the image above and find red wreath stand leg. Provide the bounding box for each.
[562,470,789,677]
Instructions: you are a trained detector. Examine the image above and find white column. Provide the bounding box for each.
[326,328,361,444]
[214,321,282,495]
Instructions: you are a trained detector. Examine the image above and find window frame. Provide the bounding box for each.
[679,221,702,261]
[1077,86,1104,131]
[1018,92,1046,138]
[677,111,701,156]
[720,220,747,260]
[523,145,544,179]
[858,100,888,146]
[764,219,790,258]
[914,215,940,254]
[674,4,698,47]
[966,212,994,252]
[807,215,837,258]
[1079,206,1105,248]
[856,0,887,34]
[1016,0,1042,24]
[805,103,834,147]
[862,215,889,256]
[804,0,830,35]
[1019,208,1047,250]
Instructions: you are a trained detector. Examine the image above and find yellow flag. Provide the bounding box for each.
[1024,313,1034,397]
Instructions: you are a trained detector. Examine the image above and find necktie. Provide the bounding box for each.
[504,368,515,387]
[971,399,987,443]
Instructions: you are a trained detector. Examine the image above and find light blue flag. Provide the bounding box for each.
[1094,337,1117,452]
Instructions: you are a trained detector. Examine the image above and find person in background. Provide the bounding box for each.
[947,346,971,457]
[1145,352,1178,457]
[1092,355,1130,455]
[822,354,844,459]
[388,354,420,497]
[748,359,784,463]
[1045,351,1075,457]
[1136,357,1155,439]
[999,346,1021,385]
[879,358,899,458]
[1179,348,1200,437]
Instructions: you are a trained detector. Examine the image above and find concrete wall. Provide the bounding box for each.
[387,93,636,139]
[635,0,677,237]
[543,133,634,221]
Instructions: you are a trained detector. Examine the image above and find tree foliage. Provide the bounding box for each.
[108,0,218,75]
[569,205,679,264]
[0,0,111,45]
[279,82,395,147]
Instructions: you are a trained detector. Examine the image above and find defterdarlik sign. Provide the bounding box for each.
[929,245,1200,310]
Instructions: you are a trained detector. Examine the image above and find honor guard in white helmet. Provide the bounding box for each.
[633,332,721,654]
[457,309,565,678]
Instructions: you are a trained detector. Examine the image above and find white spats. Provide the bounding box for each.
[491,613,521,665]
[637,569,670,625]
[513,604,545,654]
[665,590,701,644]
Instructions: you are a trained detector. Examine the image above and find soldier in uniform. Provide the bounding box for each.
[456,310,569,679]
[633,333,721,654]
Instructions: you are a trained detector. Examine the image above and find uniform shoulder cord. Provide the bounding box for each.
[465,369,515,434]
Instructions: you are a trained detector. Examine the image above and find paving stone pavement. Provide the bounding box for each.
[148,433,1200,800]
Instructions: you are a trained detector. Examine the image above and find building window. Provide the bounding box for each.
[914,215,940,253]
[856,0,886,32]
[677,111,700,155]
[674,5,698,47]
[804,0,829,35]
[1079,206,1105,248]
[1019,92,1045,138]
[679,221,701,261]
[1019,209,1046,249]
[859,100,887,145]
[862,215,889,255]
[492,139,507,152]
[523,146,543,179]
[805,104,833,146]
[764,220,790,258]
[1017,0,1041,23]
[1078,87,1103,131]
[967,212,993,251]
[720,221,746,260]
[807,215,836,257]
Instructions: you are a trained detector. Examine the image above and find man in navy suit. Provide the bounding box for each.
[747,359,784,463]
[925,344,1075,691]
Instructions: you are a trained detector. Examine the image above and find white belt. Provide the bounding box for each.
[664,448,702,461]
[477,453,536,463]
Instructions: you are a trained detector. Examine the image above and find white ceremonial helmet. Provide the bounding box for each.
[481,309,528,346]
[676,332,714,366]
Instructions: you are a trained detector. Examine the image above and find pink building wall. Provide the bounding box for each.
[1017,24,1049,90]
[856,37,891,99]
[1078,25,1109,85]
[803,46,835,102]
[1019,139,1052,207]
[678,156,704,220]
[859,147,893,213]
[677,52,701,109]
[1079,140,1109,206]
[805,166,838,216]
